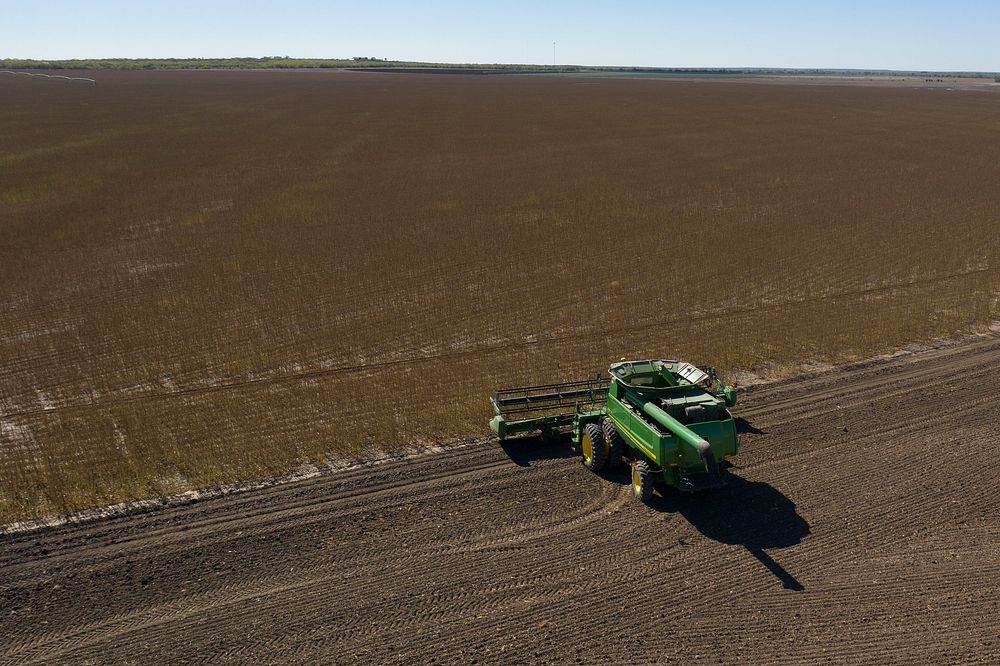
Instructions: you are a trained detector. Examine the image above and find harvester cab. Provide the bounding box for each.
[490,359,740,502]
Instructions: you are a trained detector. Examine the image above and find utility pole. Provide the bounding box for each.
[553,42,556,66]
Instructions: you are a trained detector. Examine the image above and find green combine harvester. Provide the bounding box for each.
[490,360,740,501]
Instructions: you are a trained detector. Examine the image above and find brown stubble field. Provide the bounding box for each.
[1,71,999,521]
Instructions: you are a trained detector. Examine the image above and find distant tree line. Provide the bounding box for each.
[0,57,362,70]
[0,58,567,71]
[2,58,997,79]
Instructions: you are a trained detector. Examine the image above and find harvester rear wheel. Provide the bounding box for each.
[631,461,654,502]
[581,423,608,471]
[602,418,625,468]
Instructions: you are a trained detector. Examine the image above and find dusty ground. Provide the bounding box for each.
[2,335,999,664]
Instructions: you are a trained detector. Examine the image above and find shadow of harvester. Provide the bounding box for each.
[498,434,576,467]
[734,416,767,435]
[649,471,810,590]
[498,434,809,590]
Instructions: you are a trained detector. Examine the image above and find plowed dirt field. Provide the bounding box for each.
[2,335,999,664]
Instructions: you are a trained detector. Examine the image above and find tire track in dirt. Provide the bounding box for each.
[2,334,999,664]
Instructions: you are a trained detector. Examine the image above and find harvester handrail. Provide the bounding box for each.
[494,376,606,397]
[492,376,607,419]
[495,385,606,405]
[495,398,605,418]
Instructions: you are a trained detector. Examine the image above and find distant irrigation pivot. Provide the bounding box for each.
[0,70,96,85]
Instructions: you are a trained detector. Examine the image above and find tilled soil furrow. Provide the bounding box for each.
[0,453,515,572]
[2,563,353,664]
[749,444,993,585]
[744,361,997,434]
[2,472,631,657]
[740,337,1000,408]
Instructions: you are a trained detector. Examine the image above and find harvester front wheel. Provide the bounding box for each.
[631,461,654,502]
[602,418,625,468]
[581,423,608,471]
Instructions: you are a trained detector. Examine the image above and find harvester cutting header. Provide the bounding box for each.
[490,360,739,501]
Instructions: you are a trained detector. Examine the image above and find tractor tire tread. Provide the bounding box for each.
[602,418,625,468]
[582,422,608,471]
[632,460,654,502]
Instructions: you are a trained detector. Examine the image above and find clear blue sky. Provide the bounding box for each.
[2,0,998,71]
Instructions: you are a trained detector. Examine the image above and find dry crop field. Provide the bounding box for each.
[1,70,999,521]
